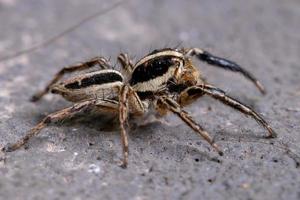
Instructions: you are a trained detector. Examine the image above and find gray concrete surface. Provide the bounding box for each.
[0,0,300,199]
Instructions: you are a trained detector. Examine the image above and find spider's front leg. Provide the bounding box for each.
[178,84,276,138]
[2,99,99,152]
[31,56,111,102]
[184,48,266,94]
[118,85,146,168]
[157,97,223,156]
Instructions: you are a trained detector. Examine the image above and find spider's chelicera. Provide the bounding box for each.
[3,47,276,168]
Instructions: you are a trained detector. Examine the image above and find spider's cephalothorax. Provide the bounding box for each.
[129,49,185,99]
[3,47,276,168]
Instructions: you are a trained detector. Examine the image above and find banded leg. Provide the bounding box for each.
[157,97,223,156]
[118,85,130,168]
[2,99,98,152]
[180,84,276,138]
[117,53,134,75]
[31,57,111,102]
[118,85,146,168]
[94,99,120,113]
[184,48,266,94]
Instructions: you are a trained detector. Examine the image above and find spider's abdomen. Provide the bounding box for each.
[64,71,122,89]
[51,69,124,102]
[130,49,184,96]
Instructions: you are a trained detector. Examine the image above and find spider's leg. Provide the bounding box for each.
[117,53,134,75]
[180,84,276,138]
[2,99,98,152]
[118,85,130,168]
[158,97,223,156]
[118,85,146,168]
[184,48,266,94]
[94,99,120,113]
[31,57,111,102]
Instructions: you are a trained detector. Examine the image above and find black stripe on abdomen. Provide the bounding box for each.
[65,72,123,89]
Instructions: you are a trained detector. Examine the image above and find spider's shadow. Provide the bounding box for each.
[32,109,274,165]
[34,111,119,132]
[33,112,225,164]
[214,130,267,142]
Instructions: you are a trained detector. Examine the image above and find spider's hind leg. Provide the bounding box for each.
[184,48,266,94]
[2,99,98,152]
[179,84,276,138]
[31,57,111,102]
[117,53,134,76]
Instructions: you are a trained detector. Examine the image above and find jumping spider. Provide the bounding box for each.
[2,47,276,168]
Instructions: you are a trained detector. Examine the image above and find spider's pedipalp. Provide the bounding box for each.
[184,48,266,94]
[180,84,276,138]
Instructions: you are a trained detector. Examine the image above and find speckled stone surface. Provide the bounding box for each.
[0,0,300,199]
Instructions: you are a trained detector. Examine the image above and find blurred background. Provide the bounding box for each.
[0,0,300,199]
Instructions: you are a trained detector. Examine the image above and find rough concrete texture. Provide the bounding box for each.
[0,0,300,199]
